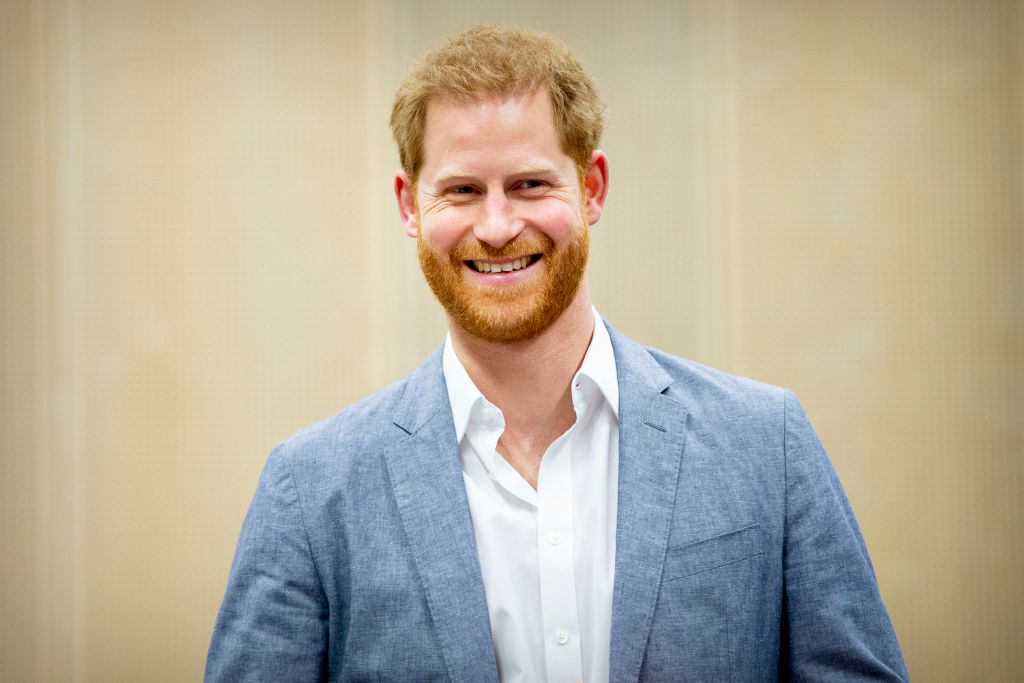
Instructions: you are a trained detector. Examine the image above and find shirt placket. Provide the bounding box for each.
[537,407,584,682]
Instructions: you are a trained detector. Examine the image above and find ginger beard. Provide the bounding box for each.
[416,219,590,345]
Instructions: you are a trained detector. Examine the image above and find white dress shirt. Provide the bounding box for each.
[442,308,619,683]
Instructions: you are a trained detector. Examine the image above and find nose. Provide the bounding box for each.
[473,190,523,248]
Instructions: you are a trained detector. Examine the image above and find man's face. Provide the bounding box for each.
[398,89,604,344]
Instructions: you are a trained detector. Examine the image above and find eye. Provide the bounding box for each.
[441,185,479,202]
[517,179,545,192]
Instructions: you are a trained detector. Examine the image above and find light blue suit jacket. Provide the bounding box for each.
[206,323,908,681]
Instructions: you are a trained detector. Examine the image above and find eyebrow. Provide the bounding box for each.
[432,164,559,185]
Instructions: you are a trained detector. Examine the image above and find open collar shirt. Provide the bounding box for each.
[442,308,620,683]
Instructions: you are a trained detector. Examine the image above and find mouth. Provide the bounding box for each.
[466,254,542,273]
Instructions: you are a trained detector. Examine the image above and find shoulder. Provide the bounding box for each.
[650,347,802,454]
[616,333,830,500]
[608,323,792,429]
[267,348,447,479]
[645,346,785,409]
[284,375,408,451]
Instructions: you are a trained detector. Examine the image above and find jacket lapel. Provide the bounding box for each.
[607,326,689,682]
[383,348,499,683]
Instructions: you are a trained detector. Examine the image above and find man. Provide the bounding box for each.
[206,26,908,682]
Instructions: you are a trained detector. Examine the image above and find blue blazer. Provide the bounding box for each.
[206,323,907,681]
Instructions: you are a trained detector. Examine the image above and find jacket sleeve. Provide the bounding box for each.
[205,446,329,681]
[780,390,909,681]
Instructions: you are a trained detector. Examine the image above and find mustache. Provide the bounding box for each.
[448,235,553,261]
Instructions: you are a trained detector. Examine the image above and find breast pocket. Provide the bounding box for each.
[664,522,764,581]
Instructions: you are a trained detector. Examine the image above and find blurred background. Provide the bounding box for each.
[2,0,1020,680]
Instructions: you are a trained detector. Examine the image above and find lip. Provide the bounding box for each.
[463,254,542,285]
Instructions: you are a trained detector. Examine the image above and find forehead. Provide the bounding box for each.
[419,89,568,177]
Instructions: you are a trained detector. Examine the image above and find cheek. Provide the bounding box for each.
[527,202,584,239]
[418,212,467,250]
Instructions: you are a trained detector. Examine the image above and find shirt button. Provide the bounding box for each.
[548,532,561,546]
[557,629,570,645]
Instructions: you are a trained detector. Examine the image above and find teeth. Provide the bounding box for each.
[472,256,532,273]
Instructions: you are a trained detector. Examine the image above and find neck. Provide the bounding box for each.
[446,284,593,491]
[448,284,595,470]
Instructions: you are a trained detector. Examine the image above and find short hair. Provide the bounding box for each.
[390,25,605,184]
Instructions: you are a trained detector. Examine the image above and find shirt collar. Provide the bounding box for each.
[443,334,486,445]
[576,307,619,419]
[443,307,619,444]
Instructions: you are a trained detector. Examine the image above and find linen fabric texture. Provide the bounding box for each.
[205,321,908,682]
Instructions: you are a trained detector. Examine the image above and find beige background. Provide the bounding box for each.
[2,0,1021,680]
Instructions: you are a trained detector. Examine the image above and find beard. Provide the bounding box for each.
[416,224,590,344]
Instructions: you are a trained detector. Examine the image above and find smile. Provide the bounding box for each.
[467,254,541,273]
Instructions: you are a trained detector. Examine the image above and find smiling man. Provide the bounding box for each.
[206,26,908,682]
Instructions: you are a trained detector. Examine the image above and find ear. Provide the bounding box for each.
[394,169,419,238]
[582,150,610,226]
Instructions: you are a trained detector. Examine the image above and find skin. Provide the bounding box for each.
[394,88,610,488]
